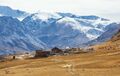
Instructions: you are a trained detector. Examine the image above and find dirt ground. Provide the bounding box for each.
[0,49,120,76]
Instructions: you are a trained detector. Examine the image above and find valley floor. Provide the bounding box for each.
[0,49,120,76]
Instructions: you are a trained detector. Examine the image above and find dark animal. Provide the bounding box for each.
[13,56,16,59]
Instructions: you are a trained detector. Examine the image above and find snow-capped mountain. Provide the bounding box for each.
[0,7,119,54]
[0,6,29,20]
[22,13,89,48]
[22,11,115,48]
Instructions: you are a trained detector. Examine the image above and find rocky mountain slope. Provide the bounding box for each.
[85,23,120,46]
[0,16,46,55]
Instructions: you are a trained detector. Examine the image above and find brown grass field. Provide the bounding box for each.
[0,32,120,76]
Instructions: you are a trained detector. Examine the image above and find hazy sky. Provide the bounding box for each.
[0,0,120,21]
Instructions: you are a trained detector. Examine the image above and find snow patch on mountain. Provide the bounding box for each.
[57,17,77,23]
[32,11,62,21]
[57,17,82,30]
[0,14,2,16]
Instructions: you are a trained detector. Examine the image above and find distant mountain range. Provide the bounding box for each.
[0,6,119,55]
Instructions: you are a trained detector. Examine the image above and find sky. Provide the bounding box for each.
[0,0,120,21]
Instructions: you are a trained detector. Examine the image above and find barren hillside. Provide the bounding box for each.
[92,29,120,52]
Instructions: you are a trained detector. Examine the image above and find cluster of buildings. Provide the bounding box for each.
[0,47,94,61]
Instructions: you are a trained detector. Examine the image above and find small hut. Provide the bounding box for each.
[34,50,50,58]
[83,47,94,52]
[51,47,63,55]
[64,48,86,54]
